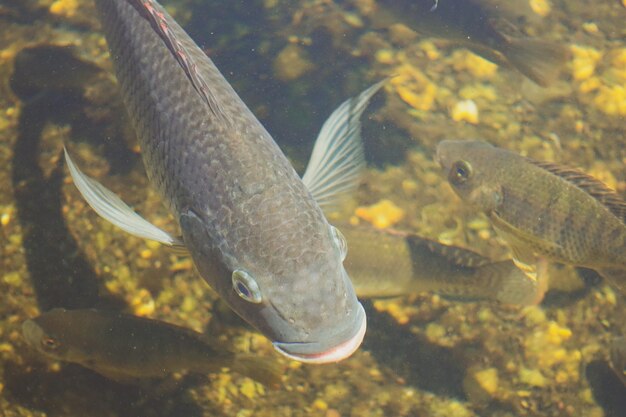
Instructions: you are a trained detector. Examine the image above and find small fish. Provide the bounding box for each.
[343,224,541,305]
[373,0,569,86]
[610,336,626,386]
[22,308,281,387]
[64,0,383,363]
[436,140,626,297]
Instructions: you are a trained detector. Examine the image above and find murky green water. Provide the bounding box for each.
[0,1,625,416]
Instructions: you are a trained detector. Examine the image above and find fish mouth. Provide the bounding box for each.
[272,303,367,364]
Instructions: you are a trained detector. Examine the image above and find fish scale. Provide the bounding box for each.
[96,0,328,285]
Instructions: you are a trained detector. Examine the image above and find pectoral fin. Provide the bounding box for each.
[64,147,183,248]
[597,268,626,296]
[302,80,385,209]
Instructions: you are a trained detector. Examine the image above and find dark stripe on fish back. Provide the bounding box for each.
[529,160,626,223]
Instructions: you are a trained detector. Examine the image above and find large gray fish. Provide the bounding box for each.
[22,309,281,387]
[65,0,383,363]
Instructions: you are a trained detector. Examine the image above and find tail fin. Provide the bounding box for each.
[502,37,570,87]
[480,260,545,305]
[232,354,283,388]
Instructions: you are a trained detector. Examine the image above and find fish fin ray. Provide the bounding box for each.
[418,238,492,268]
[302,80,385,209]
[477,260,542,305]
[596,268,626,296]
[231,354,283,388]
[64,147,182,247]
[529,160,626,222]
[501,37,569,86]
[129,0,230,124]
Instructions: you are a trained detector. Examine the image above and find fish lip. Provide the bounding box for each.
[271,303,367,364]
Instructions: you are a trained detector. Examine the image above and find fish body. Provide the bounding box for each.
[436,140,626,294]
[80,0,378,363]
[22,309,281,386]
[343,224,540,305]
[374,0,568,86]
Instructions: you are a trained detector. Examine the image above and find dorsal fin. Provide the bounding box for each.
[129,0,230,124]
[406,236,492,268]
[529,159,626,222]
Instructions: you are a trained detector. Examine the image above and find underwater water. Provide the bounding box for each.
[0,0,625,416]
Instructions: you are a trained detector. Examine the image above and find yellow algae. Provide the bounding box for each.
[239,379,258,399]
[418,40,440,60]
[522,305,546,324]
[390,64,438,112]
[355,199,405,229]
[452,51,498,78]
[593,84,626,116]
[474,368,499,395]
[463,367,499,403]
[523,319,581,383]
[588,163,618,190]
[459,84,497,102]
[49,0,80,18]
[570,45,602,81]
[578,77,601,94]
[273,44,313,81]
[342,12,364,28]
[3,272,22,287]
[373,299,411,324]
[582,22,599,34]
[130,288,155,316]
[451,99,479,124]
[375,49,395,65]
[529,0,551,16]
[312,398,329,411]
[425,323,447,342]
[169,257,193,272]
[401,179,418,194]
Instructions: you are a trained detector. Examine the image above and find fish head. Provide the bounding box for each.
[180,209,366,364]
[22,309,86,363]
[436,140,504,213]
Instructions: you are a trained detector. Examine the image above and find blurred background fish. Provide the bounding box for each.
[436,140,626,298]
[22,309,282,387]
[372,0,569,86]
[343,224,541,305]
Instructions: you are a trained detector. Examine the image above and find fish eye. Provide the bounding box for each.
[232,269,262,303]
[41,336,59,351]
[449,160,472,185]
[330,226,348,261]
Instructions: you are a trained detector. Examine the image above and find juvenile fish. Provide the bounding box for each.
[374,0,569,86]
[22,309,281,387]
[343,224,540,305]
[64,0,382,363]
[436,140,626,296]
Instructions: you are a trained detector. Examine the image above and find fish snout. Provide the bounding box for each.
[272,302,367,364]
[22,319,44,348]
